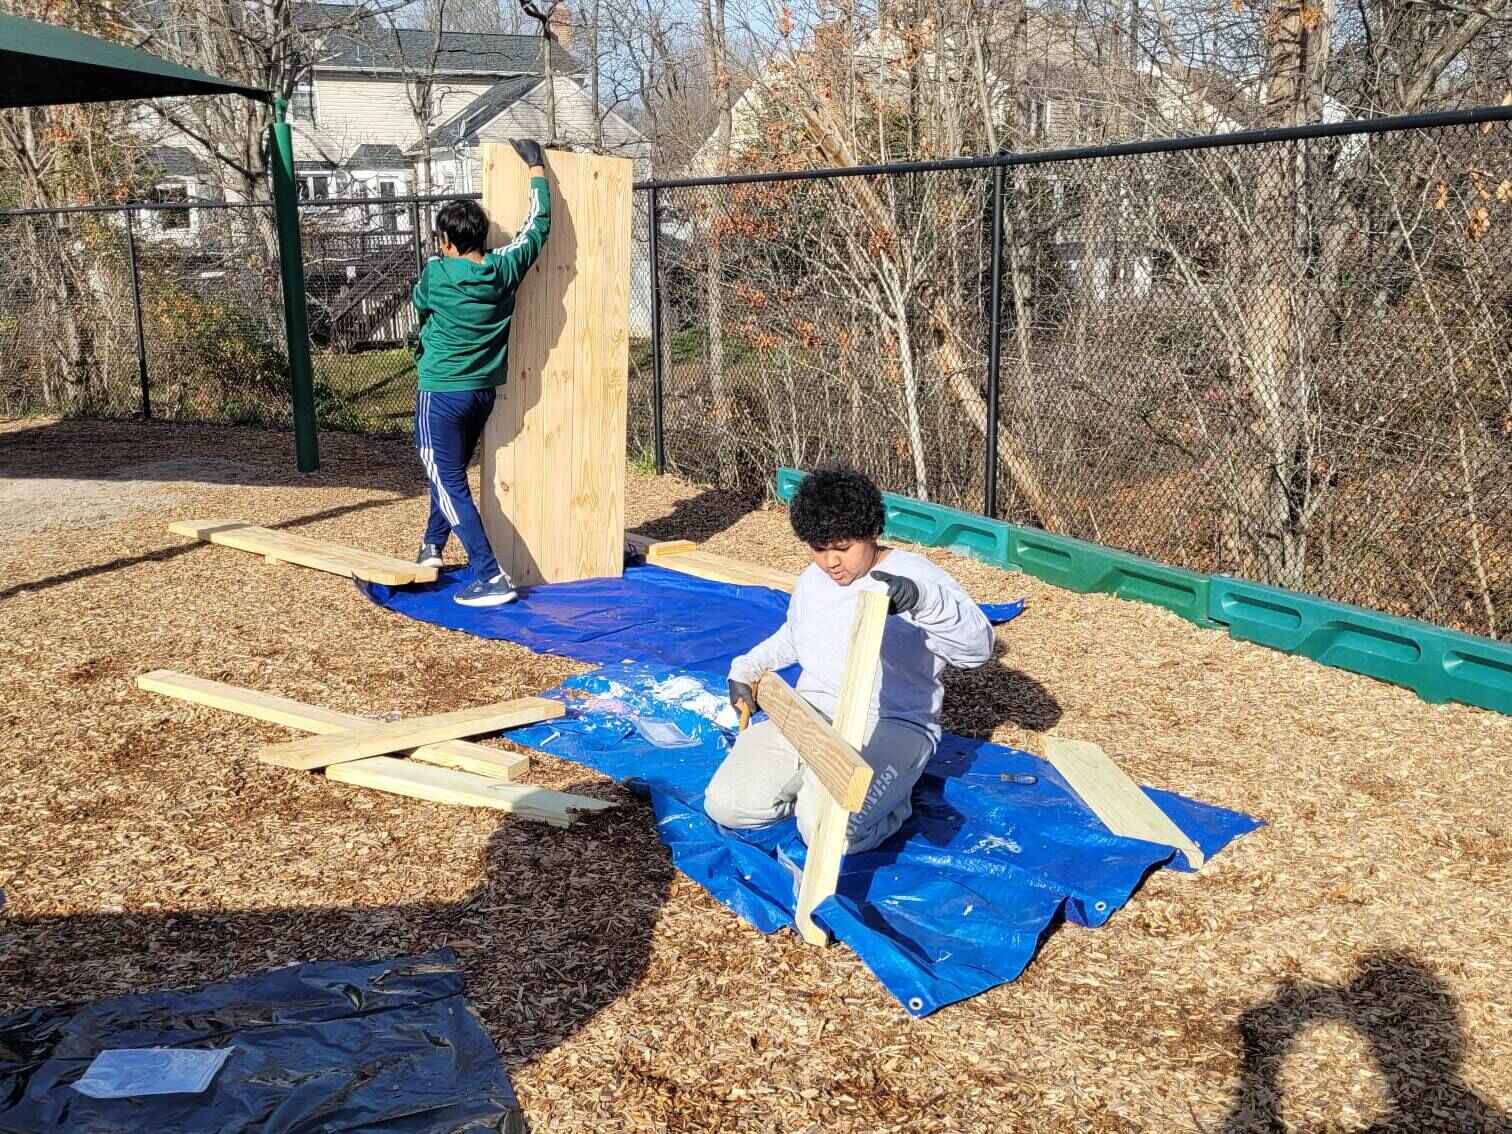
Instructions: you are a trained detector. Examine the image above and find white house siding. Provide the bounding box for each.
[292,73,496,163]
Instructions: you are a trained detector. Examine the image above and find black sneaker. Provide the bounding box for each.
[453,572,519,607]
[416,543,444,568]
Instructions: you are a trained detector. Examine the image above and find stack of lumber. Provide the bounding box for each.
[137,671,612,827]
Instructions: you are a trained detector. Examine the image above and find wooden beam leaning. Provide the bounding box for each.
[168,520,437,586]
[325,758,614,827]
[1042,735,1205,870]
[137,670,532,780]
[753,673,871,812]
[756,589,890,945]
[258,699,565,771]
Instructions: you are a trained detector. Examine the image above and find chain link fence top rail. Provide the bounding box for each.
[2,110,1507,639]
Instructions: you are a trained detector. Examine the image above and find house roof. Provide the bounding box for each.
[347,142,410,168]
[299,3,578,75]
[145,145,207,177]
[421,74,542,149]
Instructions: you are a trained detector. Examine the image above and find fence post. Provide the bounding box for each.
[408,198,423,276]
[124,207,151,421]
[647,185,667,475]
[984,165,1005,518]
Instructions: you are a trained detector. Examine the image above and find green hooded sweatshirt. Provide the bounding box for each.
[411,175,551,392]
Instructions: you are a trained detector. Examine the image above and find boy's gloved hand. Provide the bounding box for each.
[510,138,545,168]
[728,679,756,715]
[870,570,920,615]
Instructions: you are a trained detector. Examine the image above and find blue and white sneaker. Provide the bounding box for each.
[416,543,444,568]
[453,572,518,607]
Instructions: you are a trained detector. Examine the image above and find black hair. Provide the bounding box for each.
[434,198,490,255]
[790,466,886,548]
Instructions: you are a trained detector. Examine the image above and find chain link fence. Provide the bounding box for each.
[2,109,1508,638]
[639,112,1512,640]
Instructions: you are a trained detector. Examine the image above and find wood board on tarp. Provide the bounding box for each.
[479,145,632,587]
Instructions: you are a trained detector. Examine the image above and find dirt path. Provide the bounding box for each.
[1,418,1508,1133]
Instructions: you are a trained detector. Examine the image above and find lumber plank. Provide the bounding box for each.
[643,540,797,593]
[327,757,613,826]
[479,147,630,585]
[754,673,872,812]
[792,590,890,945]
[136,670,531,780]
[1042,736,1205,870]
[169,520,437,586]
[257,699,564,771]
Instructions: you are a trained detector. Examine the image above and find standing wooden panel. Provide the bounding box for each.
[480,146,630,587]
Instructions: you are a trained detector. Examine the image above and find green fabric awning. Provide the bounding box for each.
[1,12,268,109]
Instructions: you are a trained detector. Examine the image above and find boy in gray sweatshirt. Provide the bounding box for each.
[704,468,994,853]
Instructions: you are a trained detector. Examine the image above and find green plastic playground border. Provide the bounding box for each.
[774,467,1512,716]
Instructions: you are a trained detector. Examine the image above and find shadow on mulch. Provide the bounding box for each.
[1220,951,1512,1133]
[0,788,674,1078]
[0,496,421,604]
[941,637,1063,736]
[628,486,763,547]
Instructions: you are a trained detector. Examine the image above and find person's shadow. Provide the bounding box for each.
[1220,950,1512,1133]
[940,635,1063,737]
[0,790,672,1080]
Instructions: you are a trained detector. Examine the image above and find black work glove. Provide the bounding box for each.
[728,679,756,715]
[510,138,545,168]
[870,570,921,616]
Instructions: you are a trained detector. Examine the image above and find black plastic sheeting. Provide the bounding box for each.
[0,949,523,1133]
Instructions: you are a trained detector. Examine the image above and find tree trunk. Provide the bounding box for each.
[1232,0,1334,587]
[701,0,736,485]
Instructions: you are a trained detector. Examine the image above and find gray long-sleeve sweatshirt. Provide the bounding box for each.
[728,549,994,741]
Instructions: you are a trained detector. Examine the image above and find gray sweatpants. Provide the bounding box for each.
[703,717,935,853]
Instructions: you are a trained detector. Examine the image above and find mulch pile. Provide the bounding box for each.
[1,418,1508,1132]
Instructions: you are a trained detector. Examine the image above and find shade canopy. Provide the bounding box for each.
[1,11,268,109]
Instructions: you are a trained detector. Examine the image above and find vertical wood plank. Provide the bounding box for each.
[794,589,890,945]
[479,146,631,586]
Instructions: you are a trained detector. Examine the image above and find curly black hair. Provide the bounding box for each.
[790,467,886,548]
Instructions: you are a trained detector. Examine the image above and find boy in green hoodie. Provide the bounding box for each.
[411,138,551,606]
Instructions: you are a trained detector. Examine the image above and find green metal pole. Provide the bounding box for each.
[270,96,319,472]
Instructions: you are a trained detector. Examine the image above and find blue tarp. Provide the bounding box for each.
[360,562,1260,1015]
[0,950,520,1132]
[505,664,1262,1017]
[360,564,1026,677]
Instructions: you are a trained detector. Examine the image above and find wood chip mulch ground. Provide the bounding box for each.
[1,418,1508,1133]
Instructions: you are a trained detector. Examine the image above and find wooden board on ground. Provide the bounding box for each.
[136,670,531,780]
[480,146,632,587]
[168,520,437,586]
[327,757,614,827]
[1042,735,1205,870]
[258,698,565,771]
[755,590,889,946]
[643,539,797,593]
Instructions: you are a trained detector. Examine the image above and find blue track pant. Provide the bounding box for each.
[415,388,500,581]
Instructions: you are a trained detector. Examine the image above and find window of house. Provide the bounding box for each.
[291,78,316,123]
[378,180,398,234]
[299,174,332,201]
[152,184,190,230]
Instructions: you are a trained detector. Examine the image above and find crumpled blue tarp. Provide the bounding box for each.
[360,564,1025,677]
[0,949,520,1132]
[506,664,1263,1017]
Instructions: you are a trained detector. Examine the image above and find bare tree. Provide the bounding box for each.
[386,0,453,194]
[519,0,562,142]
